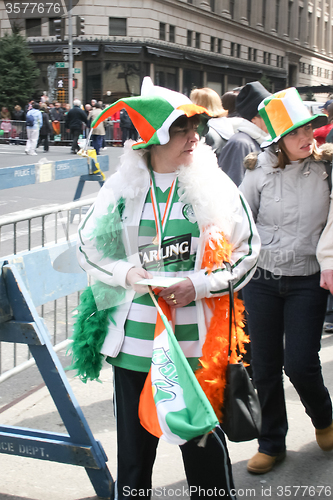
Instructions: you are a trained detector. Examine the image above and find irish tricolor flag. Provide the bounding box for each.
[138,290,219,445]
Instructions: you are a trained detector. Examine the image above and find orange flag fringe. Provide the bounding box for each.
[195,230,249,422]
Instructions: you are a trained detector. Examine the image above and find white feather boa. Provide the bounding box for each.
[112,140,242,238]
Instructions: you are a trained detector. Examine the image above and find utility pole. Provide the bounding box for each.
[68,0,73,108]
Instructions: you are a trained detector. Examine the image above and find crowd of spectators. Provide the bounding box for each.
[0,97,123,148]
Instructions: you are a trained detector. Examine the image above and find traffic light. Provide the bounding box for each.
[76,16,85,36]
[54,18,65,41]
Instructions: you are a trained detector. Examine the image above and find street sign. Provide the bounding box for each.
[55,62,69,68]
[62,47,81,55]
[73,68,81,73]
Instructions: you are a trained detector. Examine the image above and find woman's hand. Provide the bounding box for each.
[158,278,196,308]
[320,269,333,294]
[126,267,153,293]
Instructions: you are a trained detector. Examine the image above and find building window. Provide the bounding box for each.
[248,47,257,61]
[169,24,175,43]
[109,17,126,36]
[262,0,266,28]
[210,0,215,12]
[287,1,292,35]
[318,67,322,77]
[187,0,193,3]
[275,0,280,32]
[230,0,235,19]
[325,69,329,79]
[195,32,200,49]
[263,51,271,64]
[247,0,251,24]
[308,64,314,75]
[231,42,240,58]
[298,7,303,40]
[308,12,312,44]
[26,18,41,37]
[217,38,222,53]
[49,17,62,36]
[187,30,192,46]
[159,22,166,41]
[316,16,320,48]
[210,36,215,52]
[155,66,178,89]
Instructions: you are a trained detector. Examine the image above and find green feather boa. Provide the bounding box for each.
[68,198,127,382]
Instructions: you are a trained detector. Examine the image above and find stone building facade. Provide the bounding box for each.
[1,0,333,104]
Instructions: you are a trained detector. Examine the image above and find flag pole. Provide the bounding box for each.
[148,286,163,316]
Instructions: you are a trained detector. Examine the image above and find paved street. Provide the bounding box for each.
[0,143,123,216]
[0,142,123,170]
[1,334,333,500]
[0,144,123,257]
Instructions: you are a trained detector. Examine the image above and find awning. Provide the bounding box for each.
[185,53,229,68]
[30,45,63,53]
[79,44,100,52]
[30,43,100,53]
[296,85,333,93]
[104,45,142,53]
[147,46,184,60]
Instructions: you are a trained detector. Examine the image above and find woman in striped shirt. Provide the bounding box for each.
[76,80,260,499]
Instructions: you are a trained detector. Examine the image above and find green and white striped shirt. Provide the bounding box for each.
[108,171,202,372]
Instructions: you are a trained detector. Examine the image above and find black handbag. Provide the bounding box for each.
[221,265,262,442]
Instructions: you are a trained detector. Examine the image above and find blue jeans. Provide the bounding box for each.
[242,268,332,455]
[91,134,103,155]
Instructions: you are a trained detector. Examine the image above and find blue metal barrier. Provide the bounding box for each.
[0,243,114,499]
[0,155,109,190]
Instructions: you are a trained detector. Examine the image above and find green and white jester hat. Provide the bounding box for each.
[90,77,210,149]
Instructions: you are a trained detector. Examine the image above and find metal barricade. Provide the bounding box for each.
[0,119,123,146]
[0,119,27,144]
[0,198,94,379]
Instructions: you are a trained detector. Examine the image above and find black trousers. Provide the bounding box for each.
[70,128,81,152]
[37,134,49,151]
[113,366,236,500]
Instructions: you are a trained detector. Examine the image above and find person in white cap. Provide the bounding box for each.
[239,87,333,475]
[71,77,261,499]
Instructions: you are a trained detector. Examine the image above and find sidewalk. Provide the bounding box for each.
[1,332,333,500]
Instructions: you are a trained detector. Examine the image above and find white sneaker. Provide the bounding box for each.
[29,151,38,155]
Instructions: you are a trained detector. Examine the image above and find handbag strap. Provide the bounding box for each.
[224,262,239,361]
